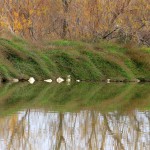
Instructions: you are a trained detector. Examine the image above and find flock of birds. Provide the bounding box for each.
[12,75,81,84]
[11,76,141,84]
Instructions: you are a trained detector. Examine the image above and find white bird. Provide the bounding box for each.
[44,79,53,83]
[56,77,64,83]
[107,79,111,83]
[76,80,80,82]
[136,79,140,83]
[28,77,35,84]
[66,75,71,83]
[12,78,19,83]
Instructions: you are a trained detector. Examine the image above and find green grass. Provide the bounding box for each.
[0,37,150,81]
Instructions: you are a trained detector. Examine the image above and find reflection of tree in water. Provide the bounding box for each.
[7,109,30,150]
[56,113,66,150]
[0,110,149,150]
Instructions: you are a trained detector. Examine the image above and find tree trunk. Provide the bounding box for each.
[62,0,70,39]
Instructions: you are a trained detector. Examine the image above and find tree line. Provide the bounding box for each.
[0,0,150,45]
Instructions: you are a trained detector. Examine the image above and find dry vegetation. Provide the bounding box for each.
[0,0,150,45]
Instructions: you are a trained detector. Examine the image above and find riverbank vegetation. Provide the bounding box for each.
[0,0,150,81]
[0,36,150,81]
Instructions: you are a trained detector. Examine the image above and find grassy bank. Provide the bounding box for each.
[0,37,150,82]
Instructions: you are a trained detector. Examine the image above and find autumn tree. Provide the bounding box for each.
[0,0,149,45]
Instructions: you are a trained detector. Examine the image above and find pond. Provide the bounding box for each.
[0,83,150,150]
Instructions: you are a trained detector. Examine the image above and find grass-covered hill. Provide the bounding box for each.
[0,37,150,82]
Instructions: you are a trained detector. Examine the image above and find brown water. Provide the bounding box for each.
[0,83,150,150]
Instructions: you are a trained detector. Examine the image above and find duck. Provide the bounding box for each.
[66,75,71,82]
[56,77,64,83]
[107,79,111,83]
[44,79,53,83]
[76,80,80,82]
[28,77,35,84]
[12,78,19,83]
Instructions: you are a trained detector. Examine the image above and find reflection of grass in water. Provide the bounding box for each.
[0,83,150,116]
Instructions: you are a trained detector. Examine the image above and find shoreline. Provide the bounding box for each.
[0,77,150,84]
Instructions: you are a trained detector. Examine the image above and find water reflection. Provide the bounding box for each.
[0,110,149,150]
[0,83,150,150]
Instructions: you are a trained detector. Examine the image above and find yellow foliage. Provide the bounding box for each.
[14,20,23,31]
[14,12,19,18]
[0,0,149,41]
[29,10,34,15]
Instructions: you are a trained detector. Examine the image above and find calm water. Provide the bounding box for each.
[0,83,150,150]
